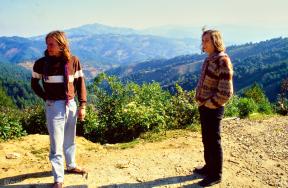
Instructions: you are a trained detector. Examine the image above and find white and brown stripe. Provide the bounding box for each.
[31,55,87,107]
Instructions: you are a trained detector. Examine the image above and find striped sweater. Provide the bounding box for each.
[31,55,87,107]
[195,52,233,109]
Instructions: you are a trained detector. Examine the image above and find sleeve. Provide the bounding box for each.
[31,60,46,100]
[73,57,87,107]
[204,57,233,109]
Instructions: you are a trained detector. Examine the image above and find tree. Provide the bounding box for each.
[0,86,15,109]
[243,83,272,114]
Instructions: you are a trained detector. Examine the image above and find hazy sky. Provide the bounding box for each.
[0,0,288,37]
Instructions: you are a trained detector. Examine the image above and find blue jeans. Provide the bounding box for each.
[45,99,77,183]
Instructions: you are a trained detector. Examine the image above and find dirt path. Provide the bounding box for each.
[0,116,287,188]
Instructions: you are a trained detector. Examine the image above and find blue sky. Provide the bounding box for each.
[0,0,288,38]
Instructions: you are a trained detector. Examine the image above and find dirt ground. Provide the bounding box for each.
[0,115,287,188]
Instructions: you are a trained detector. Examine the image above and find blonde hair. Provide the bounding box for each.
[45,30,71,62]
[202,29,225,52]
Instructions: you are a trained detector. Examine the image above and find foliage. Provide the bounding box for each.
[224,95,240,117]
[21,104,47,134]
[257,100,273,114]
[243,83,267,103]
[0,87,27,141]
[243,83,273,114]
[0,61,41,108]
[0,86,16,108]
[83,73,199,144]
[0,109,26,141]
[78,105,103,143]
[237,97,258,118]
[85,73,169,143]
[166,84,199,129]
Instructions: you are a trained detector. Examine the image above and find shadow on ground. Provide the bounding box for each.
[0,171,203,187]
[99,173,203,188]
[0,171,87,188]
[0,184,87,188]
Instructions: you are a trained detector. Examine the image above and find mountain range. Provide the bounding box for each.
[0,23,200,75]
[0,23,287,103]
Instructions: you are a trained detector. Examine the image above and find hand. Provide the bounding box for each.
[78,107,86,121]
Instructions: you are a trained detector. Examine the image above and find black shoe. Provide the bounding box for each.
[193,166,208,175]
[198,177,221,187]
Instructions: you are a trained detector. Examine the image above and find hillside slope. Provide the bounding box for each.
[0,116,287,188]
[108,37,288,100]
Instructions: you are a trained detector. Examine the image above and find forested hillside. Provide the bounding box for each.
[0,61,39,108]
[107,37,288,101]
[230,38,288,100]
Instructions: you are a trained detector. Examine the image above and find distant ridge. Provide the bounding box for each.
[0,23,199,69]
[106,37,288,101]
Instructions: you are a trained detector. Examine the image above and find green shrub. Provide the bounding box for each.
[79,105,105,143]
[224,95,240,117]
[243,83,266,103]
[0,110,26,141]
[243,83,273,114]
[85,74,201,143]
[237,97,258,118]
[0,87,16,108]
[167,84,199,129]
[21,105,47,134]
[257,99,273,114]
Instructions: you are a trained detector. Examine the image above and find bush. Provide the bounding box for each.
[21,105,47,134]
[0,110,26,141]
[167,84,199,129]
[85,74,200,143]
[243,83,273,114]
[224,95,240,117]
[0,87,16,108]
[87,73,172,143]
[258,99,273,114]
[79,105,104,143]
[237,97,258,118]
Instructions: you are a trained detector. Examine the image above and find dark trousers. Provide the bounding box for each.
[199,105,224,179]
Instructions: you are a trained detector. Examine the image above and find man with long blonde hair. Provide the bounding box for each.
[31,31,87,188]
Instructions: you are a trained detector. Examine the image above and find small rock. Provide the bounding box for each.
[2,167,9,172]
[136,177,145,182]
[259,154,263,159]
[115,160,130,169]
[6,153,21,159]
